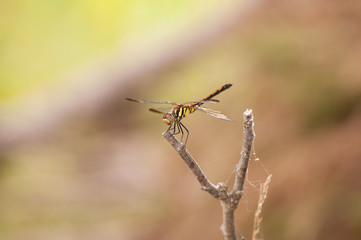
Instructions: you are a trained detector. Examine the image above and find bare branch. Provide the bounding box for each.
[221,200,238,240]
[162,131,221,199]
[252,174,271,240]
[220,109,255,240]
[232,109,255,205]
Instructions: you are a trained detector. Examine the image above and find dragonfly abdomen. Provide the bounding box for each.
[202,83,232,102]
[188,83,232,109]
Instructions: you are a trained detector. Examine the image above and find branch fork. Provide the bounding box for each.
[163,109,267,240]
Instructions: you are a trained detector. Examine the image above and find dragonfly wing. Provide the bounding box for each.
[125,98,177,105]
[197,107,232,122]
[182,99,219,105]
[149,107,172,114]
[201,99,219,103]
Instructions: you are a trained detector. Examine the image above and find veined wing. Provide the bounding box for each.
[183,99,220,105]
[148,107,172,114]
[197,107,232,122]
[125,98,178,105]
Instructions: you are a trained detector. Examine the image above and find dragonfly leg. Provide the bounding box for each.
[179,121,189,145]
[166,125,172,134]
[172,123,177,135]
[173,120,181,135]
[178,121,184,142]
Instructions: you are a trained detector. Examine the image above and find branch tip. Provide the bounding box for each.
[244,108,253,117]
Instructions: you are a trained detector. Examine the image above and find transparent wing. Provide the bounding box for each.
[197,107,232,122]
[125,98,178,105]
[149,107,172,114]
[182,99,219,105]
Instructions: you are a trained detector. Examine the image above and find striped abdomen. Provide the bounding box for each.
[202,83,232,101]
[189,83,233,109]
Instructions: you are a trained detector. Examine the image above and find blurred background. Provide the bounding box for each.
[1,0,361,239]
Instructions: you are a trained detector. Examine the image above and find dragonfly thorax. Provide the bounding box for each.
[162,112,175,125]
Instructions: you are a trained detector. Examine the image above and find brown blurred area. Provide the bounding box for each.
[1,0,361,239]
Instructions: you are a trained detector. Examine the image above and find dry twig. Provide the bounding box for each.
[163,109,257,240]
[252,174,272,240]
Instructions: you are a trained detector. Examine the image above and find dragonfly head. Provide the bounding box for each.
[162,113,174,125]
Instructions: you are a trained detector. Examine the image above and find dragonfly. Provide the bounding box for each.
[125,83,232,145]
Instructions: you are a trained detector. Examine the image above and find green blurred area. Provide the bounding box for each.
[0,0,223,101]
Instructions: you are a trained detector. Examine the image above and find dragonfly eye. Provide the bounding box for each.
[162,113,173,125]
